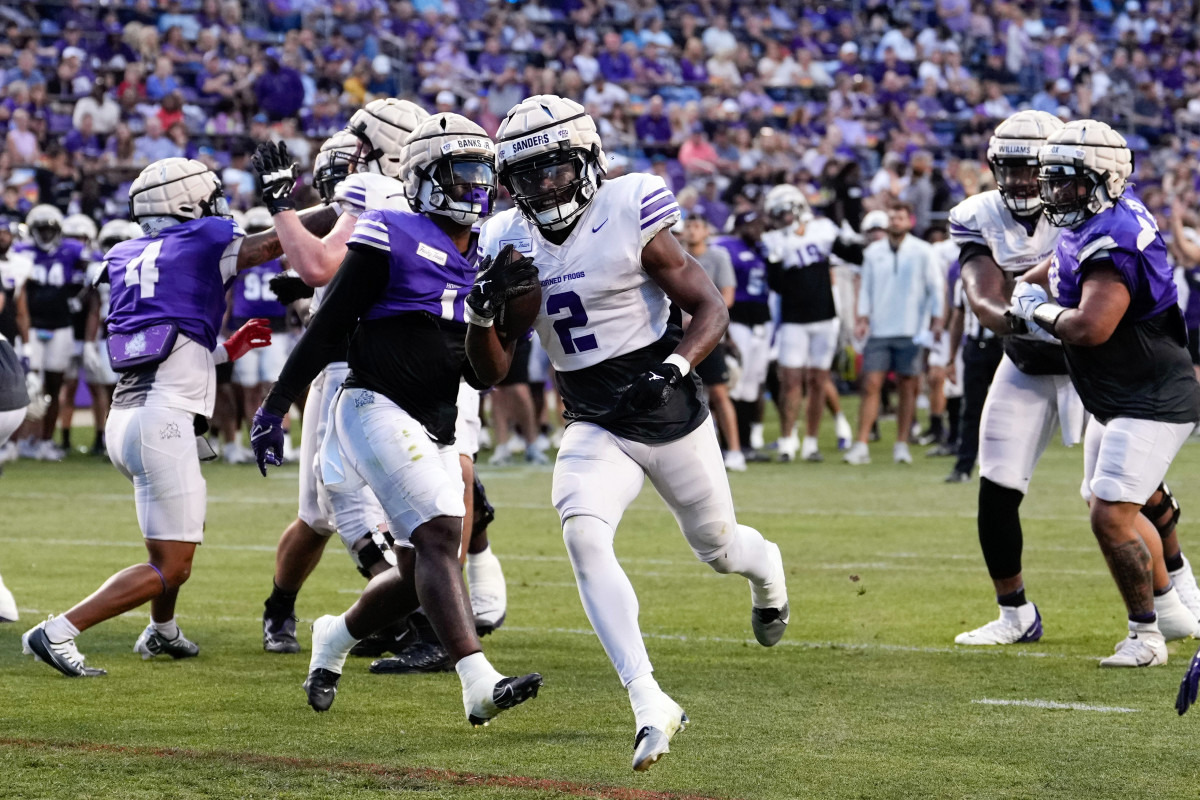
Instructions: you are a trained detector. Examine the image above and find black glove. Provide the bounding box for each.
[269,272,315,305]
[621,361,684,413]
[252,140,298,215]
[466,244,539,326]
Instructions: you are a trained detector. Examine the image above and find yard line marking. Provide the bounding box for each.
[972,698,1138,713]
[0,738,729,800]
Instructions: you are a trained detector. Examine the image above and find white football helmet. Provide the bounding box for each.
[1038,119,1133,228]
[314,129,359,203]
[63,213,98,244]
[128,158,229,224]
[496,94,608,232]
[97,219,141,251]
[987,110,1064,215]
[399,113,497,226]
[347,99,430,180]
[26,205,64,251]
[764,184,813,229]
[244,206,273,233]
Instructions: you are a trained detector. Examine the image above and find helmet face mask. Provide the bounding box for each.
[992,158,1042,214]
[503,148,598,231]
[401,113,497,227]
[987,110,1064,215]
[26,205,64,251]
[1038,164,1099,228]
[1037,120,1133,228]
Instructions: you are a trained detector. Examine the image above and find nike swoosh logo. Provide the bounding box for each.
[592,219,609,233]
[250,425,270,440]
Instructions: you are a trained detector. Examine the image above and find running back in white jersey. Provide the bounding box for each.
[478,173,679,373]
[948,190,1059,274]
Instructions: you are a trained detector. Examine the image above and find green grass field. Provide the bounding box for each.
[4,413,1200,799]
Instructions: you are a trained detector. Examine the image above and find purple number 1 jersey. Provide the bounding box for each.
[1049,197,1199,423]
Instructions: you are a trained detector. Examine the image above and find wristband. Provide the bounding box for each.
[665,353,692,377]
[1031,302,1067,334]
[213,343,230,365]
[465,307,494,328]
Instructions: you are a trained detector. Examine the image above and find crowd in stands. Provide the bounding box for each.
[5,0,1200,237]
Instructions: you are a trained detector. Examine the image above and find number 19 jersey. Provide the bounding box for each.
[478,173,707,444]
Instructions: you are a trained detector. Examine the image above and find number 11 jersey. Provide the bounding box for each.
[478,173,707,444]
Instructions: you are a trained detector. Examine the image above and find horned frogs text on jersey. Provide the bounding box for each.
[478,173,680,372]
[478,172,708,444]
[948,190,1059,274]
[105,216,244,417]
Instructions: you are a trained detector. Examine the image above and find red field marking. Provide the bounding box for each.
[0,737,736,800]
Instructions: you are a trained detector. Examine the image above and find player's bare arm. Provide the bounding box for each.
[237,205,339,273]
[1039,263,1130,347]
[268,206,355,287]
[642,227,728,366]
[960,252,1017,334]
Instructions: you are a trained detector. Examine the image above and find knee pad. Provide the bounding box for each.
[351,527,398,579]
[472,475,495,538]
[1143,482,1181,538]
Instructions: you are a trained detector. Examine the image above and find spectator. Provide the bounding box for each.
[597,31,634,83]
[132,116,183,165]
[582,75,629,116]
[103,123,137,167]
[254,52,305,121]
[145,56,181,103]
[680,37,708,83]
[572,39,600,83]
[678,124,720,178]
[6,51,44,87]
[901,151,935,237]
[6,109,40,164]
[63,114,102,159]
[635,95,674,158]
[702,16,738,56]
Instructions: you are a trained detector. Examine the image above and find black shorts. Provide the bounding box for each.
[500,338,532,386]
[695,342,729,386]
[1189,327,1199,366]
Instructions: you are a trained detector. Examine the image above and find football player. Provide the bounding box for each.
[955,112,1200,650]
[0,312,28,619]
[761,184,859,463]
[466,95,788,771]
[15,205,88,461]
[251,113,542,725]
[57,214,99,455]
[1011,120,1200,666]
[0,219,32,466]
[21,157,335,677]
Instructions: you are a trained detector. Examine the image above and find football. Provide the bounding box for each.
[497,283,542,344]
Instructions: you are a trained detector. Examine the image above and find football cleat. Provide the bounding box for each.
[722,450,747,472]
[843,442,870,465]
[944,468,973,483]
[465,673,543,727]
[303,667,341,711]
[0,572,17,622]
[22,619,106,677]
[777,435,799,462]
[1099,623,1167,668]
[632,696,688,772]
[1169,556,1200,620]
[348,620,411,658]
[927,442,958,457]
[750,540,789,646]
[752,604,790,647]
[1154,587,1200,641]
[803,450,824,463]
[134,625,200,660]
[263,609,301,654]
[369,640,452,674]
[893,442,913,464]
[955,603,1042,645]
[835,416,853,451]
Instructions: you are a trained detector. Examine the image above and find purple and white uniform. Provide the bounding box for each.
[102,215,244,543]
[1047,196,1200,503]
[17,238,87,374]
[716,234,773,403]
[230,258,292,386]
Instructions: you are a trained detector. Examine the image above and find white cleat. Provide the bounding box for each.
[0,572,17,622]
[777,435,799,462]
[464,673,543,727]
[34,440,64,462]
[632,693,688,772]
[843,441,870,465]
[1170,556,1200,620]
[1154,587,1199,641]
[723,449,747,472]
[800,437,821,463]
[1099,622,1167,668]
[955,603,1042,645]
[893,442,912,464]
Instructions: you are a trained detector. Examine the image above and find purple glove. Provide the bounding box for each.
[250,406,286,476]
[1177,644,1200,715]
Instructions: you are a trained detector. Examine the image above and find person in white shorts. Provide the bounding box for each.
[1011,120,1200,667]
[0,330,28,620]
[21,157,334,678]
[762,184,860,462]
[468,95,788,772]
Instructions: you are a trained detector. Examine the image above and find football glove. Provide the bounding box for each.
[250,406,286,476]
[466,244,539,327]
[1177,644,1200,715]
[222,318,272,362]
[621,361,684,413]
[1008,281,1048,321]
[269,271,315,305]
[252,141,298,215]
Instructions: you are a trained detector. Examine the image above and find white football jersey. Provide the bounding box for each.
[948,190,1059,274]
[477,173,681,373]
[762,216,840,268]
[0,248,33,298]
[313,173,412,312]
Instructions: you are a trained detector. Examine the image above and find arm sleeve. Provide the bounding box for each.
[956,240,994,269]
[263,243,387,415]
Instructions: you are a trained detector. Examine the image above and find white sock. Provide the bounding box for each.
[45,614,80,644]
[627,672,664,728]
[152,617,180,640]
[455,650,502,691]
[708,525,784,608]
[312,614,359,673]
[467,546,501,582]
[802,436,818,450]
[563,515,652,686]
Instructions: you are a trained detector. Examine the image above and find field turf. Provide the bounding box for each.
[3,413,1200,799]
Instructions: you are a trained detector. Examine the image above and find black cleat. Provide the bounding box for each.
[475,612,506,638]
[263,610,300,654]
[303,667,341,712]
[134,625,200,659]
[369,640,453,674]
[22,624,107,677]
[944,469,973,483]
[466,673,543,727]
[348,623,410,658]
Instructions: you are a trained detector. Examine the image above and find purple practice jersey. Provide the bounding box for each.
[106,217,243,352]
[231,259,286,328]
[714,235,771,326]
[1185,266,1200,330]
[1049,197,1200,423]
[350,209,474,324]
[17,238,87,330]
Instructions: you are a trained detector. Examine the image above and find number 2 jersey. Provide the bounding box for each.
[104,216,244,416]
[1049,196,1200,424]
[478,172,707,444]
